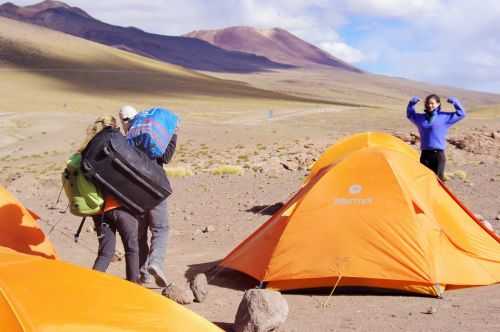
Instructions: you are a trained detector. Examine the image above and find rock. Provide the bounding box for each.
[423,306,437,315]
[448,138,467,150]
[111,250,124,262]
[280,162,293,171]
[234,289,289,332]
[496,215,500,221]
[202,225,216,233]
[190,273,208,303]
[162,283,194,305]
[475,214,484,221]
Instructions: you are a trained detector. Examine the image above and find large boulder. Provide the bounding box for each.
[190,273,208,303]
[234,289,289,332]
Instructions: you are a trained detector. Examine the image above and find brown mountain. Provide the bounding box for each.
[0,0,91,18]
[0,1,291,73]
[185,26,361,72]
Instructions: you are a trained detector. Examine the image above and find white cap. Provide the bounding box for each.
[119,105,138,121]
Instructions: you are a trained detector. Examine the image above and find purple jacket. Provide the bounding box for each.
[407,100,466,150]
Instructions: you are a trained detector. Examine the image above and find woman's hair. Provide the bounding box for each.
[425,94,441,105]
[78,115,118,151]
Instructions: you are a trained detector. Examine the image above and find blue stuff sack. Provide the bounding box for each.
[127,107,179,159]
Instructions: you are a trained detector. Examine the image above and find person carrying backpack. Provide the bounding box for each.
[80,116,141,283]
[119,105,178,287]
[92,195,140,283]
[406,95,466,180]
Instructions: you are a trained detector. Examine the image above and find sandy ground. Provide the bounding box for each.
[1,110,499,332]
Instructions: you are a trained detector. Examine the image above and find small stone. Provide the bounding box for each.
[162,283,194,305]
[111,250,124,262]
[190,273,208,303]
[475,214,484,221]
[202,225,215,233]
[234,289,288,332]
[496,215,500,221]
[423,307,437,315]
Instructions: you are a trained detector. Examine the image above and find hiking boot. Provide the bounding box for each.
[148,263,168,288]
[139,273,154,285]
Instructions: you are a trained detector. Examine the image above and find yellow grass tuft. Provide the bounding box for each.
[446,170,467,181]
[211,165,244,176]
[164,166,194,177]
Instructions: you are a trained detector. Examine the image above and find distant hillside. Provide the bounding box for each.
[0,17,344,115]
[0,1,292,73]
[185,26,361,73]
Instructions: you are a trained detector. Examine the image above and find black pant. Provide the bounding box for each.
[420,149,446,180]
[93,208,140,283]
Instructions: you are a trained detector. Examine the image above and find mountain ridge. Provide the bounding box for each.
[0,1,293,73]
[185,26,362,72]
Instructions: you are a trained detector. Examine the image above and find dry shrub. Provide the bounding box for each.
[446,170,467,181]
[211,165,244,176]
[165,166,194,177]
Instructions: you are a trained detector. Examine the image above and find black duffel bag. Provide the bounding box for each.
[81,127,171,214]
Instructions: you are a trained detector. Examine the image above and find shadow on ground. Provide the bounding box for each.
[186,260,258,291]
[245,202,284,215]
[214,322,234,332]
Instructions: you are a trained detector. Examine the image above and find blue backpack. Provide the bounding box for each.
[127,107,179,159]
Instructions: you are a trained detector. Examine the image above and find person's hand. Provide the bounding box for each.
[409,96,421,105]
[447,97,460,105]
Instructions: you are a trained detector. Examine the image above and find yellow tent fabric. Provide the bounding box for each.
[221,133,500,296]
[0,247,222,332]
[307,132,419,182]
[0,185,56,259]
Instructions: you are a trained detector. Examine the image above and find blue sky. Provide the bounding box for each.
[13,0,500,93]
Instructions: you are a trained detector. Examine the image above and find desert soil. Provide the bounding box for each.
[1,109,499,332]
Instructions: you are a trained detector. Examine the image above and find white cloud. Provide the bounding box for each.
[343,0,443,18]
[10,0,500,92]
[320,41,365,63]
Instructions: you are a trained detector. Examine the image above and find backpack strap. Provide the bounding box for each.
[74,217,87,243]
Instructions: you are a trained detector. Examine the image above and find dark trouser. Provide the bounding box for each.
[420,149,446,180]
[139,198,169,277]
[93,208,140,283]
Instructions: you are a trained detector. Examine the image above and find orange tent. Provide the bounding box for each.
[0,186,221,331]
[0,247,222,331]
[0,185,56,259]
[220,132,500,296]
[306,132,419,182]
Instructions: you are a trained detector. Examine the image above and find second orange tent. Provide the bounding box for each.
[220,132,500,296]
